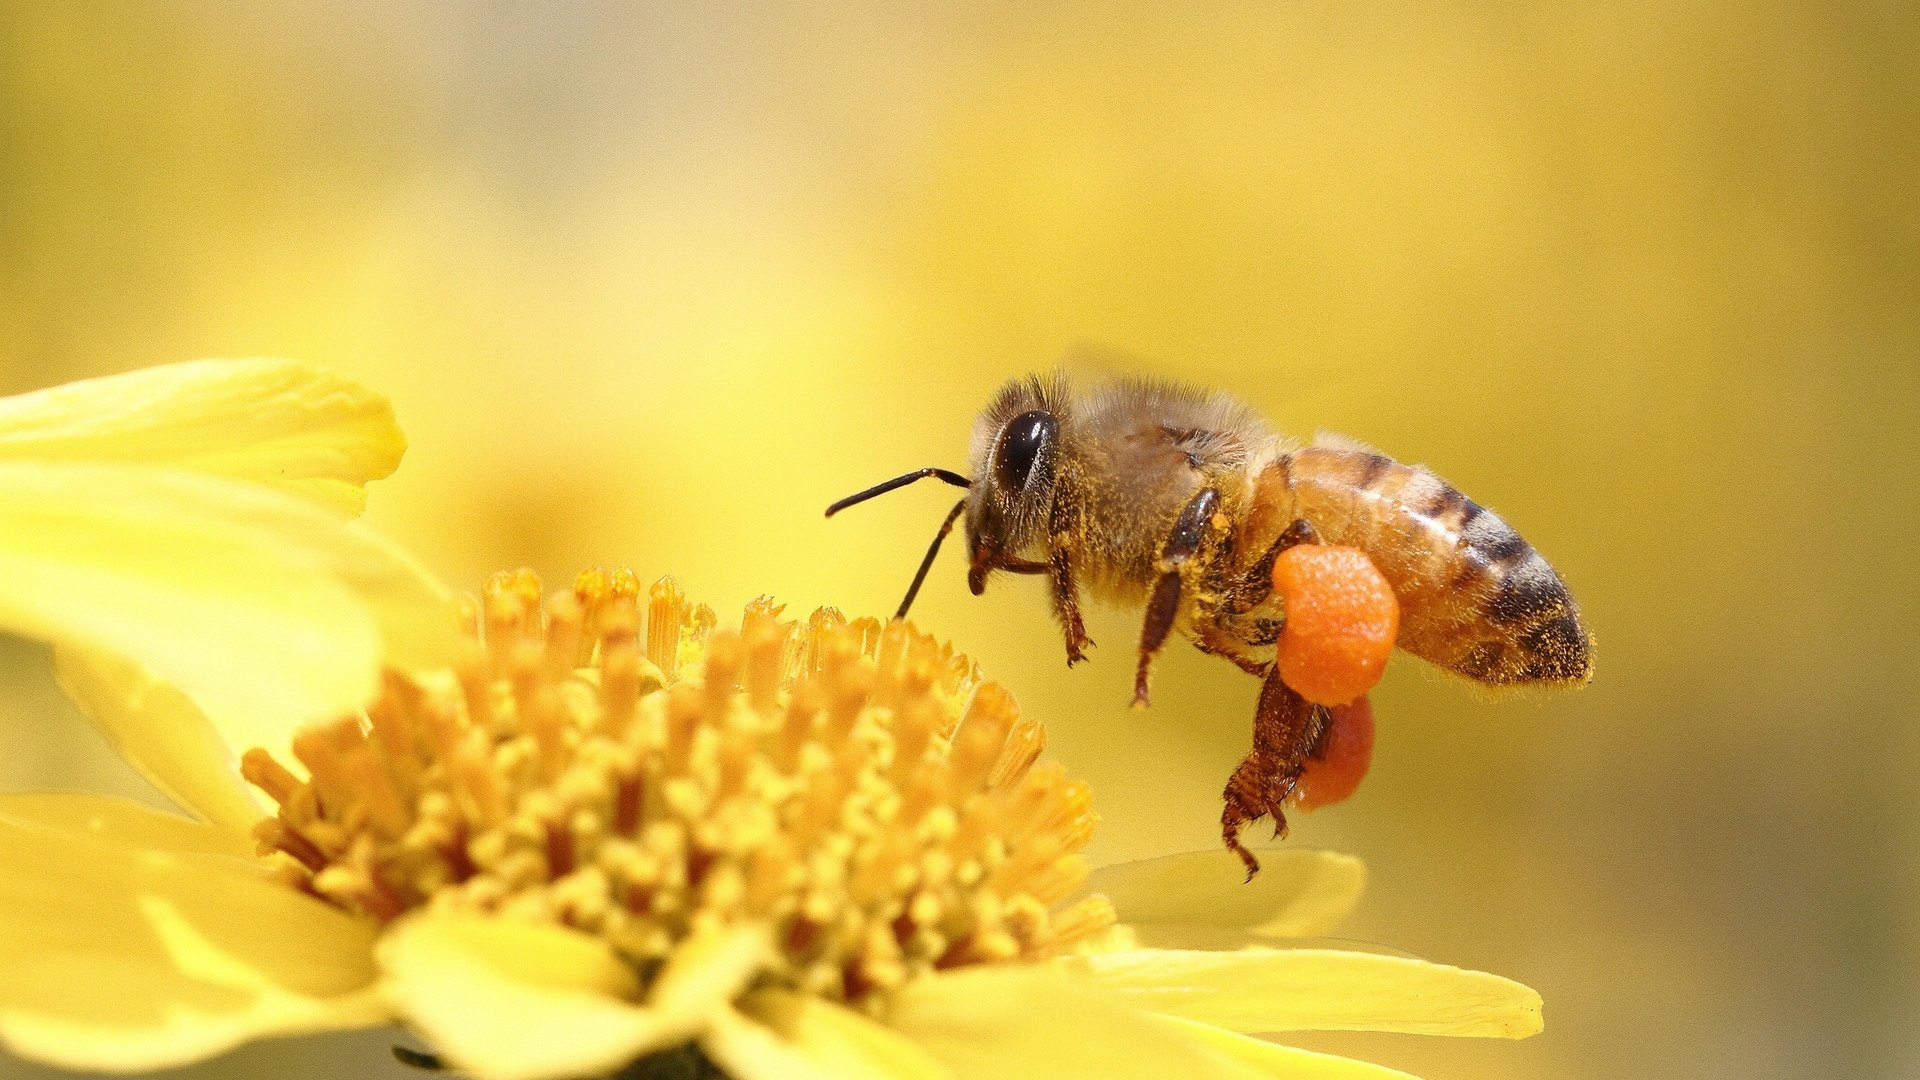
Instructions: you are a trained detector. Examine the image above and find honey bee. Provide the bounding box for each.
[827,373,1590,874]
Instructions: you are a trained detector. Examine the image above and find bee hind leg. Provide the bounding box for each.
[1221,669,1327,880]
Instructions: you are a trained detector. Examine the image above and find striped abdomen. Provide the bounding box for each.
[1244,446,1591,685]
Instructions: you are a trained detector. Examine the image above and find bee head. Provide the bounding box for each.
[823,372,1071,619]
[965,374,1068,593]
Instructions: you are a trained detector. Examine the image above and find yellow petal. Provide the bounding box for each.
[713,990,950,1080]
[702,1009,843,1080]
[0,792,253,861]
[884,965,1269,1080]
[648,922,770,1027]
[1157,1015,1425,1080]
[0,461,458,747]
[1082,948,1543,1038]
[0,359,404,517]
[377,912,681,1080]
[1087,849,1366,940]
[0,814,383,1073]
[52,646,265,830]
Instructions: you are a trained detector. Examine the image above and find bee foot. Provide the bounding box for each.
[1221,751,1298,880]
[1225,829,1261,882]
[1064,629,1094,667]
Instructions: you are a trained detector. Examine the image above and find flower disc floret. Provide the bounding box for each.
[243,569,1115,1007]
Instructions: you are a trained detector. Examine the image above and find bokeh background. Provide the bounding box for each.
[2,4,1915,1079]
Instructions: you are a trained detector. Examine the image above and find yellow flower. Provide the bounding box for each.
[0,362,1541,1079]
[0,359,460,814]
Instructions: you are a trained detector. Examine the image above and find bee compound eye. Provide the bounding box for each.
[995,410,1057,491]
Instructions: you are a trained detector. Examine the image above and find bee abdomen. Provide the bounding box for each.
[1459,522,1591,684]
[1257,446,1591,686]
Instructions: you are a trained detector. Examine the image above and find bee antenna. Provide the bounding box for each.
[896,497,969,620]
[824,468,971,517]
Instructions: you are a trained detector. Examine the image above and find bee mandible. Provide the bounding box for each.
[827,373,1591,875]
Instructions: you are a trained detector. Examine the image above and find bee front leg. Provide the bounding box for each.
[1043,499,1093,666]
[1132,488,1224,707]
[1221,668,1328,880]
[982,548,1092,666]
[1048,544,1094,666]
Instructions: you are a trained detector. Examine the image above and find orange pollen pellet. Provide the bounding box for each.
[1287,695,1377,812]
[1272,545,1401,706]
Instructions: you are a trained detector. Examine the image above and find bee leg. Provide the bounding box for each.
[1048,544,1094,665]
[1192,629,1271,677]
[1221,669,1327,881]
[1223,518,1321,614]
[1132,488,1224,707]
[1133,572,1183,706]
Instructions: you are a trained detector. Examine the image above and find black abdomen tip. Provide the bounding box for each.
[1479,554,1592,684]
[1518,610,1592,683]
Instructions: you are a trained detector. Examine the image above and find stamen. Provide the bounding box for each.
[1050,895,1119,950]
[242,570,1114,1007]
[989,718,1048,791]
[240,746,301,805]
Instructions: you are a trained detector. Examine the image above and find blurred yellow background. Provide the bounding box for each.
[2,4,1915,1079]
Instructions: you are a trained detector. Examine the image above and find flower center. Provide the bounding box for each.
[242,569,1114,1003]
